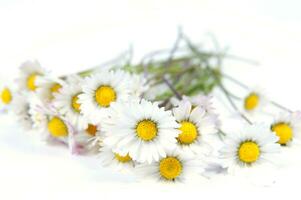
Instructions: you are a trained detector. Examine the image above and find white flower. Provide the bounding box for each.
[135,150,204,182]
[172,100,218,157]
[53,75,88,130]
[78,70,130,120]
[219,123,280,172]
[126,73,149,97]
[16,60,46,92]
[242,88,267,113]
[99,145,135,171]
[36,75,64,103]
[103,99,180,164]
[271,111,301,146]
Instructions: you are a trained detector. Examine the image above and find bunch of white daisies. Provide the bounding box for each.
[1,39,301,183]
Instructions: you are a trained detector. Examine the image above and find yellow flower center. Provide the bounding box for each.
[177,121,198,145]
[272,123,293,145]
[238,141,260,164]
[26,74,38,91]
[136,120,158,141]
[47,116,68,137]
[1,88,12,105]
[50,83,62,99]
[95,86,116,107]
[114,153,132,163]
[71,94,81,113]
[86,124,97,136]
[159,157,182,180]
[244,93,259,111]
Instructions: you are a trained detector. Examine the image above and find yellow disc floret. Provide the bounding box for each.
[95,85,116,107]
[244,93,260,111]
[26,74,38,91]
[159,157,183,180]
[1,88,12,105]
[136,120,158,141]
[86,124,97,136]
[72,94,81,113]
[272,122,293,145]
[238,141,260,164]
[114,153,132,163]
[177,121,198,145]
[50,83,62,94]
[47,116,68,137]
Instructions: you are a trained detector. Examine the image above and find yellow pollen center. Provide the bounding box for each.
[50,83,62,94]
[86,124,97,136]
[71,94,81,113]
[95,86,116,107]
[238,141,260,164]
[1,88,12,105]
[244,93,259,111]
[272,123,293,145]
[47,116,68,137]
[114,153,132,163]
[177,121,198,145]
[159,157,182,180]
[26,74,38,91]
[136,120,158,141]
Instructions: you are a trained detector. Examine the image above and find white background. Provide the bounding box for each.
[1,0,301,199]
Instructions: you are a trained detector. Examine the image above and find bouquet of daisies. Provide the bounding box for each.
[1,32,300,182]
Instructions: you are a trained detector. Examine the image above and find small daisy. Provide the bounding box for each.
[16,60,46,92]
[271,111,301,146]
[103,99,180,164]
[99,145,135,171]
[136,150,204,182]
[53,75,88,130]
[172,99,218,156]
[126,73,149,97]
[78,70,130,119]
[0,84,14,111]
[219,124,280,172]
[243,89,266,113]
[36,75,64,103]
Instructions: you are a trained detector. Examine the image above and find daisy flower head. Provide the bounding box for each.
[243,88,267,113]
[136,149,204,182]
[271,111,301,146]
[0,83,14,111]
[103,99,180,164]
[126,73,149,97]
[36,75,64,103]
[78,70,130,120]
[16,60,46,93]
[219,123,280,172]
[172,99,218,156]
[53,75,88,130]
[99,145,135,172]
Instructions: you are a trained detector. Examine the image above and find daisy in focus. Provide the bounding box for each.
[16,60,46,93]
[136,150,204,182]
[103,99,180,164]
[172,99,218,156]
[271,111,301,146]
[219,124,280,172]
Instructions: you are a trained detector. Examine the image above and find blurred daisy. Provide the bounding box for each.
[219,124,280,172]
[0,84,14,111]
[136,150,203,182]
[79,70,130,119]
[99,145,135,171]
[54,75,88,130]
[271,111,301,146]
[126,73,149,97]
[243,89,266,113]
[103,99,180,164]
[36,75,64,103]
[16,60,46,92]
[172,99,218,156]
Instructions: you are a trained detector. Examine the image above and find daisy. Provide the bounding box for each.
[16,60,46,92]
[126,73,149,97]
[103,99,180,164]
[78,70,130,120]
[243,89,266,113]
[172,99,218,156]
[53,75,88,130]
[36,75,64,103]
[99,145,135,171]
[219,123,280,172]
[135,150,204,182]
[0,84,14,111]
[271,111,301,146]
